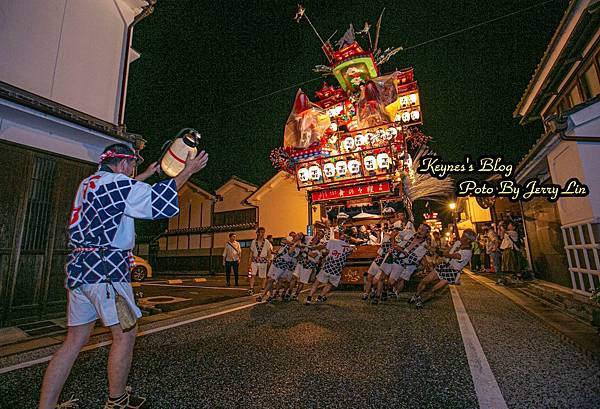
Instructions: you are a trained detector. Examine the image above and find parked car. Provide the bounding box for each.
[131,255,153,281]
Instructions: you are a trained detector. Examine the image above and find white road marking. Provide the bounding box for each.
[450,286,508,409]
[141,283,249,291]
[0,301,259,375]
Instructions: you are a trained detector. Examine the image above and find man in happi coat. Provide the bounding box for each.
[39,143,208,409]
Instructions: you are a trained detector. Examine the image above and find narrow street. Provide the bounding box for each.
[1,275,598,409]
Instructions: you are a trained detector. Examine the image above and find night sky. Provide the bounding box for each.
[125,0,568,194]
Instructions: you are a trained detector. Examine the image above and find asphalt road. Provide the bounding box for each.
[1,275,599,409]
[134,277,251,313]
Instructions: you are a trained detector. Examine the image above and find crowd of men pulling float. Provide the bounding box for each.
[247,211,477,310]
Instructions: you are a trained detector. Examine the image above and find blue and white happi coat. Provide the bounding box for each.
[321,239,353,276]
[273,243,295,271]
[66,170,179,289]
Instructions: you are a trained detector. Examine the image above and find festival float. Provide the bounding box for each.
[270,6,453,283]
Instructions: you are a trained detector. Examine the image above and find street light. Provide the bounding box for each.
[449,201,458,240]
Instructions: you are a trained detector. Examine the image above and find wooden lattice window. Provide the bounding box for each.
[20,157,56,251]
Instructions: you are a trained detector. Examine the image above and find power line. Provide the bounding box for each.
[402,0,558,52]
[209,77,321,117]
[206,0,559,116]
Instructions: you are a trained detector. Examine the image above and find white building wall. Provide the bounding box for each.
[547,141,594,225]
[577,141,600,219]
[546,113,600,294]
[0,0,138,124]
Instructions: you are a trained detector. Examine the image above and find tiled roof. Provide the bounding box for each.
[514,1,600,122]
[514,94,600,176]
[0,81,142,143]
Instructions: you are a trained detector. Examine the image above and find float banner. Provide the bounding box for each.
[310,181,391,203]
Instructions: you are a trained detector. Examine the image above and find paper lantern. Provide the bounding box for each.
[335,161,348,176]
[323,163,336,178]
[364,155,377,171]
[411,110,420,121]
[366,132,377,145]
[348,159,361,175]
[354,133,368,149]
[401,111,411,123]
[399,96,409,108]
[298,168,310,182]
[377,153,391,169]
[409,93,418,105]
[309,165,322,181]
[343,137,355,151]
[385,127,397,140]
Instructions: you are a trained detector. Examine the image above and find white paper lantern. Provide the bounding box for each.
[376,128,386,141]
[366,132,377,145]
[329,122,338,132]
[298,168,310,182]
[399,96,409,108]
[343,137,355,151]
[411,110,420,121]
[335,161,348,176]
[348,159,361,175]
[377,153,391,169]
[354,133,368,149]
[323,163,336,178]
[309,165,322,181]
[386,127,398,139]
[363,155,377,171]
[401,111,411,123]
[409,93,418,105]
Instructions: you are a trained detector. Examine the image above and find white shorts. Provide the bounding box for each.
[293,265,312,284]
[380,262,397,276]
[281,268,294,282]
[316,269,341,287]
[67,282,142,327]
[390,264,417,282]
[367,261,382,276]
[250,262,268,278]
[268,265,292,281]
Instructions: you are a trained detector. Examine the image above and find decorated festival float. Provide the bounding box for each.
[269,6,453,284]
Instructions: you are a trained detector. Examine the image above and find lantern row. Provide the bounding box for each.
[297,152,393,184]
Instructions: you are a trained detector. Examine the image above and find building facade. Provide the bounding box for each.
[513,0,600,293]
[0,0,155,326]
[154,172,320,273]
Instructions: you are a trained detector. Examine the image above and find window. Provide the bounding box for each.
[21,157,56,251]
[558,97,570,113]
[567,85,582,107]
[271,237,286,246]
[580,64,600,100]
[238,239,253,248]
[212,208,257,226]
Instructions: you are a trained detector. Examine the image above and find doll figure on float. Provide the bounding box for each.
[357,81,392,129]
[284,89,330,149]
